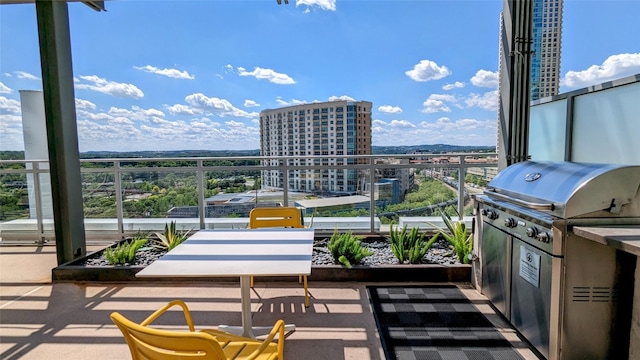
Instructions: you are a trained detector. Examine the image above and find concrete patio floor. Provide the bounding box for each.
[0,245,539,360]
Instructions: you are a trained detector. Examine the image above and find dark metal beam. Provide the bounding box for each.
[35,0,86,264]
[498,0,533,170]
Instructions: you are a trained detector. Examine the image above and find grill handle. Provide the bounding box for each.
[484,190,555,211]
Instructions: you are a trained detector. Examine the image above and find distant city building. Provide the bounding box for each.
[530,0,563,101]
[373,158,415,201]
[259,100,372,193]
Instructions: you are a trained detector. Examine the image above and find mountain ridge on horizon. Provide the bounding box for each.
[1,144,496,160]
[80,144,495,158]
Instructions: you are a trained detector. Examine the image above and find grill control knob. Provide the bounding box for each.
[504,218,517,228]
[526,227,539,238]
[481,209,488,216]
[487,210,499,220]
[537,232,551,243]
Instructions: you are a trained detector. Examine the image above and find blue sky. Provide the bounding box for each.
[1,0,639,152]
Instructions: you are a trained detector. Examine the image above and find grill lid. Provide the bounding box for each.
[485,161,640,218]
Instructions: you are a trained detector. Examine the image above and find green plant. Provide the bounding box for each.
[389,224,439,264]
[104,238,147,265]
[327,230,374,268]
[153,221,192,250]
[438,210,473,264]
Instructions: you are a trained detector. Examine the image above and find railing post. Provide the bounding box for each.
[458,155,465,220]
[369,156,376,233]
[33,161,45,244]
[282,158,289,206]
[114,160,125,239]
[197,160,205,230]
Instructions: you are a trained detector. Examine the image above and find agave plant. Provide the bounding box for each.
[327,230,374,268]
[104,238,147,265]
[389,224,439,264]
[438,210,473,264]
[153,221,192,251]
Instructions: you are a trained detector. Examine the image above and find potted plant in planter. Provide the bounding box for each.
[327,230,374,268]
[389,224,440,264]
[433,210,473,264]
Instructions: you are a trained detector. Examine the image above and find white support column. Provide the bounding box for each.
[19,90,53,221]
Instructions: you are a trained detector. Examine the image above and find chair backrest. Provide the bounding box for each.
[249,207,304,229]
[111,312,227,360]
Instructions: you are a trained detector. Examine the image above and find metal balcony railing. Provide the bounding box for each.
[0,153,497,243]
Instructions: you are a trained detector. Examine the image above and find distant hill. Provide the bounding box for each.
[2,145,495,160]
[372,144,495,155]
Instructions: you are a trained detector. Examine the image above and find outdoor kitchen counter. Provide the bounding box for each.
[573,225,640,257]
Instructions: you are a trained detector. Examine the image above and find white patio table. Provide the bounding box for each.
[135,228,315,338]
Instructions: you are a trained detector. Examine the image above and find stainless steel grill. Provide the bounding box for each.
[474,161,640,360]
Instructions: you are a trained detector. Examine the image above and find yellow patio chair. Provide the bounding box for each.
[249,207,310,307]
[111,299,285,360]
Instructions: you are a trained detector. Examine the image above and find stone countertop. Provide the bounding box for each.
[572,225,640,257]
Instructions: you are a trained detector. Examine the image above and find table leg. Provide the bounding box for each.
[240,275,255,338]
[218,275,295,339]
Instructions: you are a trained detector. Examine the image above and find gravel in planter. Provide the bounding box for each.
[312,237,459,266]
[81,237,461,268]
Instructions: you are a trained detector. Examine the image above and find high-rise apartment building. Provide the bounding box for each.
[530,0,563,101]
[259,100,372,193]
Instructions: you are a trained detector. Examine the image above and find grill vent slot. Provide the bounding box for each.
[572,287,618,303]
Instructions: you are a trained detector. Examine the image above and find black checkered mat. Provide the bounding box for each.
[367,285,527,360]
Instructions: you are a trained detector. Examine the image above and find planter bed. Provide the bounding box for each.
[52,236,471,283]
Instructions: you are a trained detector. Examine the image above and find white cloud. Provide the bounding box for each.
[420,94,457,113]
[405,60,451,82]
[165,104,202,116]
[0,96,21,114]
[0,82,12,94]
[561,53,640,89]
[0,111,25,150]
[0,96,24,137]
[442,81,465,90]
[75,75,144,99]
[184,93,258,118]
[77,109,130,123]
[75,98,96,110]
[296,0,336,11]
[327,95,356,102]
[244,99,260,108]
[77,118,141,145]
[49,99,261,151]
[470,69,498,88]
[134,65,195,80]
[465,90,499,112]
[14,71,40,81]
[389,119,416,128]
[371,116,496,147]
[237,66,295,85]
[378,105,403,115]
[275,97,307,106]
[421,117,496,132]
[225,120,244,128]
[108,105,166,122]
